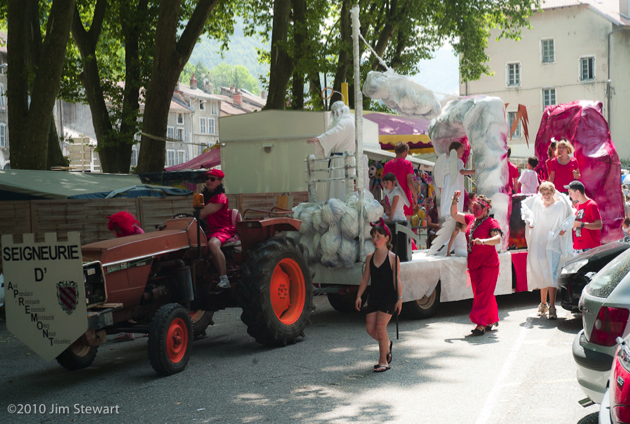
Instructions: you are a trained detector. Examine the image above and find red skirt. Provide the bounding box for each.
[468,266,499,327]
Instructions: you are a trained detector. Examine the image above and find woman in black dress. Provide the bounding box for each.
[355,219,402,372]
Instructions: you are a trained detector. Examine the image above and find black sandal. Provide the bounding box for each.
[471,327,486,336]
[374,365,391,373]
[485,322,499,331]
[387,341,393,364]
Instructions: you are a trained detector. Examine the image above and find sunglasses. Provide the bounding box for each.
[206,177,222,182]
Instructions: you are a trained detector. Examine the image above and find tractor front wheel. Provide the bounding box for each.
[239,237,313,346]
[56,341,97,370]
[148,303,192,376]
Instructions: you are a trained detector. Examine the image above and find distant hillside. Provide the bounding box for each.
[189,20,269,90]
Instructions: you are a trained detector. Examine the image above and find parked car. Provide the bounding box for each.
[573,248,630,404]
[559,240,630,312]
[599,336,630,424]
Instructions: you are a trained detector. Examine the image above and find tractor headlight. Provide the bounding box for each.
[561,259,589,275]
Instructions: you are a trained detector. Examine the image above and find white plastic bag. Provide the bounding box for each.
[339,238,358,267]
[321,253,341,268]
[320,226,342,256]
[312,232,322,262]
[340,207,359,239]
[364,199,384,223]
[324,198,346,224]
[285,231,302,244]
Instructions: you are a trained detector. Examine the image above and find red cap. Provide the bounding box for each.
[205,169,225,179]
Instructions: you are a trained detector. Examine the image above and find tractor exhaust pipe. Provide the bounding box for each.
[177,266,194,305]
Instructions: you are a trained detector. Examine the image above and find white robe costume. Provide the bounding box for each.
[434,150,464,218]
[521,192,575,290]
[314,102,356,200]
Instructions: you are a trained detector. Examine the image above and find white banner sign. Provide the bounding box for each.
[2,232,87,362]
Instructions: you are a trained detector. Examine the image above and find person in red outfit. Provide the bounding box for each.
[383,142,417,218]
[108,211,144,237]
[507,148,520,194]
[549,138,580,193]
[567,180,602,253]
[451,191,502,336]
[200,169,236,289]
[544,139,558,181]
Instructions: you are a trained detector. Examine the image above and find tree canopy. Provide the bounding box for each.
[4,0,541,173]
[240,0,541,110]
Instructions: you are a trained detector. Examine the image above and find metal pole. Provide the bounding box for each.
[351,4,365,260]
[306,154,317,202]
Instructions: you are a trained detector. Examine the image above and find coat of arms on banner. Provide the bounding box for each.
[56,280,79,315]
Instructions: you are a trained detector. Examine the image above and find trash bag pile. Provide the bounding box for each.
[288,192,382,268]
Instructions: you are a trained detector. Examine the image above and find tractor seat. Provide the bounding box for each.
[221,209,242,249]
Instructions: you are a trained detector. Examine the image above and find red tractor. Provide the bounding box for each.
[62,206,312,376]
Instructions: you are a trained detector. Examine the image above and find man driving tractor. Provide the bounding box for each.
[199,169,235,289]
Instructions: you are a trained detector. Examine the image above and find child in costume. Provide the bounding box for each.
[382,172,409,221]
[355,218,402,373]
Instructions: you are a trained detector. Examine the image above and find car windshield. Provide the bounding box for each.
[587,249,630,298]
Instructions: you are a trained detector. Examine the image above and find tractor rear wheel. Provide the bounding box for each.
[400,281,441,319]
[148,303,192,376]
[56,342,97,370]
[239,237,313,346]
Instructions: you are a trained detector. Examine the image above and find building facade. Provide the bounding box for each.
[460,0,630,160]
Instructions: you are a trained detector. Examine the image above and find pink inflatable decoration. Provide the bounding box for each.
[534,101,623,243]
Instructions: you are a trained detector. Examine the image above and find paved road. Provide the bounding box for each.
[0,292,600,423]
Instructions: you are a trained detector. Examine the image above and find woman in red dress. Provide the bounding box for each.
[548,138,580,193]
[544,140,557,181]
[451,191,502,336]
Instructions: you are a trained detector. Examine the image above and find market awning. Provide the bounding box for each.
[0,170,191,201]
[364,111,433,154]
[164,148,220,171]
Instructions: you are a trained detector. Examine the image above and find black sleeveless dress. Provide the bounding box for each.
[366,253,398,315]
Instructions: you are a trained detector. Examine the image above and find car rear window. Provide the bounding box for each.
[587,249,630,298]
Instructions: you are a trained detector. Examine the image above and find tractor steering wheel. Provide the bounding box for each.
[172,213,194,218]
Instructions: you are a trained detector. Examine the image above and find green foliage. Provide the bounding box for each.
[235,0,541,108]
[179,60,260,93]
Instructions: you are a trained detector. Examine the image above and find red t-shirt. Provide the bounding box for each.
[549,157,579,193]
[204,193,235,236]
[464,214,501,269]
[507,161,519,193]
[574,199,601,250]
[384,157,414,216]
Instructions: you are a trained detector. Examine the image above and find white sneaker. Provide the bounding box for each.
[537,303,548,316]
[217,276,231,289]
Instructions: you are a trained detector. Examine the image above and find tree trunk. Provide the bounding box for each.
[263,0,293,110]
[47,119,68,168]
[8,0,75,170]
[136,0,218,173]
[71,0,118,171]
[116,0,149,173]
[332,0,351,105]
[290,0,306,110]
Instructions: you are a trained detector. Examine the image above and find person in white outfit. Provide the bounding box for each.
[517,157,540,195]
[521,181,575,319]
[382,172,409,221]
[307,101,356,200]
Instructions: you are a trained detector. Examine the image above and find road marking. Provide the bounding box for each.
[475,323,529,424]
